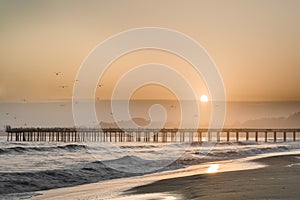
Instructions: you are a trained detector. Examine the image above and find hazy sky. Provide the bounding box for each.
[0,0,299,102]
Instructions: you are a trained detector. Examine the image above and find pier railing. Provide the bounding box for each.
[5,126,300,143]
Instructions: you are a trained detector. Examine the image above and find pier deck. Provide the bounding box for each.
[5,126,300,143]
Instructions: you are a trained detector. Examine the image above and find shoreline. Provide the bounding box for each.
[2,141,299,196]
[23,150,300,200]
[127,152,300,200]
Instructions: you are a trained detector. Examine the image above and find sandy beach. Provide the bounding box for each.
[18,151,298,200]
[127,153,300,200]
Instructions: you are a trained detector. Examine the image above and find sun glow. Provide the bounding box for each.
[200,94,209,102]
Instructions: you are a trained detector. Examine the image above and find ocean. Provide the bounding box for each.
[1,134,300,199]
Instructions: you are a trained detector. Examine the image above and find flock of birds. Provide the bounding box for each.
[2,72,105,127]
[56,71,104,91]
[2,71,186,127]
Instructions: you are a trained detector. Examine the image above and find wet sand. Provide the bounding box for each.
[127,154,300,199]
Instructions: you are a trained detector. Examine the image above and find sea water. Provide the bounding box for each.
[1,135,300,197]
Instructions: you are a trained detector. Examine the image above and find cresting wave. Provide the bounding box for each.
[0,159,139,195]
[0,144,87,155]
[0,141,289,153]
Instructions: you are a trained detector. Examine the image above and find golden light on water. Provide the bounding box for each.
[205,164,219,173]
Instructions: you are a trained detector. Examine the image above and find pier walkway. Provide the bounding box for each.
[5,126,300,143]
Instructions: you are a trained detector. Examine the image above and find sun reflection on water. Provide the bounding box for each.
[205,164,219,173]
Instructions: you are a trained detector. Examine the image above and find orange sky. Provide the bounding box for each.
[0,0,299,102]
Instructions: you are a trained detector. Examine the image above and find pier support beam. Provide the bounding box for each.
[255,131,258,142]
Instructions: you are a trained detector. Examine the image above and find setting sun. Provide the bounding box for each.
[200,94,209,102]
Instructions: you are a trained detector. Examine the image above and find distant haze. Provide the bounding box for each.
[1,101,300,130]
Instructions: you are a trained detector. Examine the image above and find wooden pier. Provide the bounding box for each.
[5,126,300,143]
